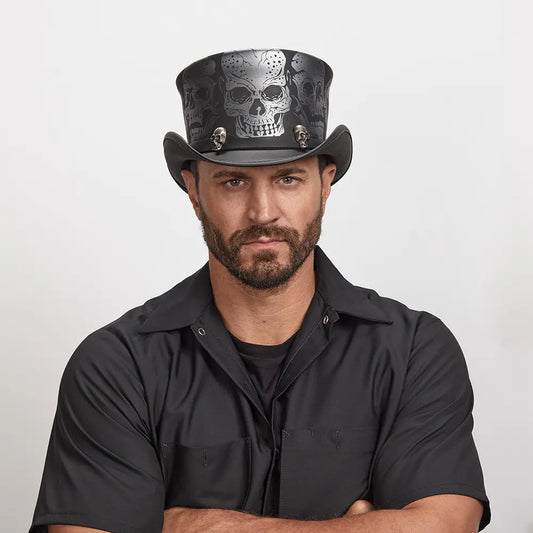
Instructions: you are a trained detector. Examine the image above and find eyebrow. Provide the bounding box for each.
[272,166,308,177]
[211,170,250,180]
[211,167,308,180]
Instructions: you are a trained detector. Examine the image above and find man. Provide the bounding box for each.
[30,49,490,532]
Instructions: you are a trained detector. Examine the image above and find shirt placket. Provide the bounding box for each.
[190,295,338,517]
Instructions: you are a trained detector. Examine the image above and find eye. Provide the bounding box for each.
[195,87,210,101]
[225,178,245,188]
[263,85,283,101]
[229,86,252,104]
[280,176,299,185]
[303,82,314,96]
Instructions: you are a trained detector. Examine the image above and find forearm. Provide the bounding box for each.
[163,506,460,533]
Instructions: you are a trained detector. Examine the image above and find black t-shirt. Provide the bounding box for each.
[230,331,296,417]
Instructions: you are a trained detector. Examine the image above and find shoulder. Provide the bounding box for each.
[368,287,468,375]
[350,281,446,338]
[62,281,185,386]
[365,285,434,322]
[59,263,211,402]
[343,282,466,368]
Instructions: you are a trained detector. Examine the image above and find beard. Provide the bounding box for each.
[198,203,323,290]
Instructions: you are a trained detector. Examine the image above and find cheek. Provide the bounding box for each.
[201,195,246,236]
[283,193,322,226]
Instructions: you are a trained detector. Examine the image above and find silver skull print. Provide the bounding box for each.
[221,50,291,138]
[182,58,218,143]
[291,53,329,139]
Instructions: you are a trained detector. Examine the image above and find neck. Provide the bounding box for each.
[209,251,316,345]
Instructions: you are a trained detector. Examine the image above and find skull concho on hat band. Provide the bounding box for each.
[164,49,353,192]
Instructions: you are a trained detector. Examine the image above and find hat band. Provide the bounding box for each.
[191,135,321,154]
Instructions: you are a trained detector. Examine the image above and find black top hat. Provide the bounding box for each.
[164,49,352,192]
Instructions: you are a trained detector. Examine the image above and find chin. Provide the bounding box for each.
[242,246,286,265]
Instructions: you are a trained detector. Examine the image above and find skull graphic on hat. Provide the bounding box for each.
[221,50,292,138]
[181,58,219,143]
[291,53,330,140]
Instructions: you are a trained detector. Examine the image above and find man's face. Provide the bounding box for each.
[182,156,335,290]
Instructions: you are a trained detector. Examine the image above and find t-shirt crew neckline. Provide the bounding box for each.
[229,331,297,361]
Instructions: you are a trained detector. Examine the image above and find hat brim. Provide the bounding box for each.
[163,125,353,192]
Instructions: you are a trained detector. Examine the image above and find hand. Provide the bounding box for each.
[343,499,375,517]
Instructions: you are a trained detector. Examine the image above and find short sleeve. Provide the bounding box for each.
[29,330,165,533]
[371,313,491,530]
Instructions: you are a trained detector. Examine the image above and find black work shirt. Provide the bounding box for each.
[29,246,491,532]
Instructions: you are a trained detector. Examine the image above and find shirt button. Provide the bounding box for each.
[198,327,206,336]
[322,314,329,325]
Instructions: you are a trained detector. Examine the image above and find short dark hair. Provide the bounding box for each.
[317,154,332,178]
[187,155,332,188]
[189,160,200,187]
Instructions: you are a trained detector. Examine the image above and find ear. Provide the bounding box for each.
[181,169,202,220]
[320,163,336,214]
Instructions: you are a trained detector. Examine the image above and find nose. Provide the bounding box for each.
[249,98,266,116]
[246,182,280,225]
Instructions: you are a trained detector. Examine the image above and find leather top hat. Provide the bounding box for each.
[164,49,353,192]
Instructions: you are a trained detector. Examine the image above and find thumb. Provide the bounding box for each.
[344,499,375,516]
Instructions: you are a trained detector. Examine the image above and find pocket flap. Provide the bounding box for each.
[162,436,252,511]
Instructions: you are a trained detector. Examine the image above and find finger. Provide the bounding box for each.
[164,506,188,514]
[163,506,189,522]
[344,499,375,516]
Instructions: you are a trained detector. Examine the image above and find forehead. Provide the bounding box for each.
[196,156,319,177]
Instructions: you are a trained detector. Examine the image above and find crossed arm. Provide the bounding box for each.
[48,494,483,533]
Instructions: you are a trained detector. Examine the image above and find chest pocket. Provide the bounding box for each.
[279,426,378,520]
[161,436,252,511]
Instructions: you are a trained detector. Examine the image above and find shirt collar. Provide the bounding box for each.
[313,246,392,324]
[138,246,392,334]
[137,261,213,333]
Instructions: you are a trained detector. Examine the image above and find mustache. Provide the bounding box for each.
[229,224,299,247]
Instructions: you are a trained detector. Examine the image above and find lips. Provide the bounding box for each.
[230,224,298,249]
[243,238,284,245]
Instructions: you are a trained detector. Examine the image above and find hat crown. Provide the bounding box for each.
[176,49,333,153]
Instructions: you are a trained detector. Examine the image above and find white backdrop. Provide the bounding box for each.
[1,1,531,531]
